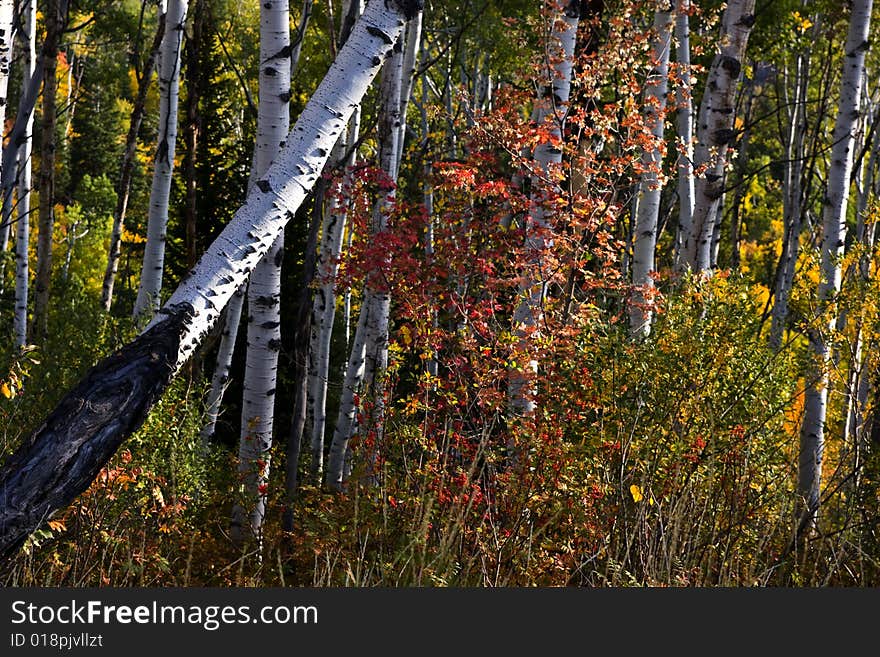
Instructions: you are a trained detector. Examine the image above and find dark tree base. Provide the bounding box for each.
[0,304,193,560]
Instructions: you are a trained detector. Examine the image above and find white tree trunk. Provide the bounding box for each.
[509,2,578,414]
[0,0,420,559]
[798,0,873,528]
[769,34,813,350]
[673,0,693,270]
[681,0,755,272]
[307,111,360,480]
[200,284,244,442]
[0,0,14,262]
[305,0,364,483]
[13,0,36,350]
[31,0,64,342]
[230,0,291,546]
[101,4,167,312]
[133,0,188,322]
[395,11,422,169]
[325,20,412,489]
[628,4,672,337]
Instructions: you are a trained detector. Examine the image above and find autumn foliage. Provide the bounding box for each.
[3,0,880,587]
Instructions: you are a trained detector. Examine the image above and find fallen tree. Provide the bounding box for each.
[0,0,423,560]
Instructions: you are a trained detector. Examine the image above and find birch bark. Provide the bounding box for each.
[673,0,693,269]
[325,23,409,490]
[628,4,672,337]
[681,0,755,272]
[0,0,420,559]
[798,0,873,528]
[13,0,36,350]
[231,0,291,545]
[132,0,188,322]
[509,0,578,414]
[101,5,167,311]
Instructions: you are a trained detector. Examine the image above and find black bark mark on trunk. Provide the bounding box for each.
[389,0,423,21]
[0,304,193,560]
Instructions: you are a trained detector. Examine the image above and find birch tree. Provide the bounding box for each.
[325,12,420,490]
[0,0,15,236]
[13,0,36,350]
[797,0,873,530]
[132,0,188,322]
[508,0,578,414]
[304,0,363,483]
[101,4,168,311]
[628,3,672,337]
[673,0,693,269]
[0,0,14,259]
[230,0,290,546]
[0,0,421,560]
[680,0,755,272]
[769,13,817,350]
[201,0,316,444]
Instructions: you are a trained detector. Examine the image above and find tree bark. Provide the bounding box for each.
[797,0,873,529]
[132,0,188,323]
[508,1,578,415]
[101,6,167,312]
[230,0,291,547]
[0,0,420,561]
[201,0,317,447]
[13,0,36,350]
[680,0,755,272]
[307,110,359,481]
[672,0,693,270]
[628,3,672,337]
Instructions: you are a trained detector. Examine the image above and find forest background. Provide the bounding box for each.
[1,0,879,587]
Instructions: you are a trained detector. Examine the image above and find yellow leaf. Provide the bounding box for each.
[47,519,66,532]
[0,382,11,399]
[629,484,643,503]
[399,324,412,347]
[152,485,165,507]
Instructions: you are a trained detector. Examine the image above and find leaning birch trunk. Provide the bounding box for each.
[325,23,411,490]
[101,5,167,312]
[13,0,36,350]
[680,0,755,272]
[230,0,291,547]
[0,0,419,560]
[0,0,14,261]
[628,4,672,337]
[508,2,578,415]
[797,0,872,532]
[30,0,64,342]
[673,0,693,269]
[132,0,188,323]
